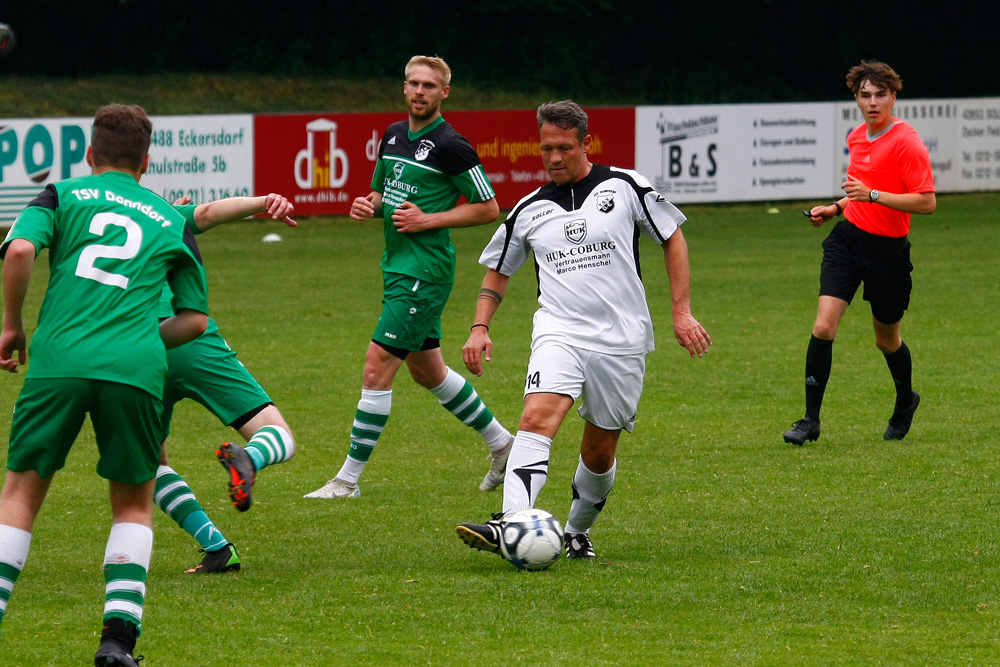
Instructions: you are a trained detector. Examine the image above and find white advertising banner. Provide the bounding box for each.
[142,114,254,204]
[0,114,253,225]
[635,103,835,203]
[3,101,999,226]
[0,116,92,224]
[834,99,962,194]
[946,98,1000,192]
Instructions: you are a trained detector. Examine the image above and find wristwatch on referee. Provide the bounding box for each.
[869,189,880,203]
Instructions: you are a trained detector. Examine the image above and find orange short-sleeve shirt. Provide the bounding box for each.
[844,120,935,238]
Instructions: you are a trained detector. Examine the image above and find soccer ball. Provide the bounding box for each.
[0,23,15,57]
[500,509,564,571]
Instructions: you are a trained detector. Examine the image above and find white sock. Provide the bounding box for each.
[479,418,514,453]
[565,456,616,535]
[501,431,552,515]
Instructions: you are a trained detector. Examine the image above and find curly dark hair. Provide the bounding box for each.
[846,60,902,95]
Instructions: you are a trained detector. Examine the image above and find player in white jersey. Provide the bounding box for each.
[456,101,711,561]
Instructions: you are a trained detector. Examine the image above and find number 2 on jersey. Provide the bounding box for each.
[75,212,143,290]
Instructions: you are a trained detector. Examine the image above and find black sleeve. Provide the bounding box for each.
[27,184,59,211]
[182,225,204,265]
[438,132,483,177]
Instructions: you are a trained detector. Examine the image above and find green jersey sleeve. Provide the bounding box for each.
[1,185,59,257]
[450,163,495,205]
[167,246,209,315]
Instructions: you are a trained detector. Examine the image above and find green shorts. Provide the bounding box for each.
[371,272,453,353]
[162,328,272,437]
[7,378,162,484]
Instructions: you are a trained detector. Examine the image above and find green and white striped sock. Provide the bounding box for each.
[0,525,31,629]
[102,523,152,632]
[337,389,391,484]
[155,466,227,552]
[431,368,511,451]
[245,425,295,472]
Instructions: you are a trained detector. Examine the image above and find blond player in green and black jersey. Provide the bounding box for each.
[373,114,496,284]
[305,55,515,500]
[0,104,209,667]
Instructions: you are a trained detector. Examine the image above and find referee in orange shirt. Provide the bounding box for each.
[784,60,936,445]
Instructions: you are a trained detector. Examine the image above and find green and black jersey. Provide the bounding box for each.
[372,115,495,284]
[0,171,209,397]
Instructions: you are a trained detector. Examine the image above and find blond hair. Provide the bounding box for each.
[405,55,451,87]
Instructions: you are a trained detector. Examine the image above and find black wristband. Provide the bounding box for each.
[831,201,843,216]
[471,323,489,332]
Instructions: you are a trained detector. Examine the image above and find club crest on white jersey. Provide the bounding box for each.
[597,193,615,213]
[564,219,587,244]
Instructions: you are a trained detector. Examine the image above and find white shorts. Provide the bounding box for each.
[524,340,646,432]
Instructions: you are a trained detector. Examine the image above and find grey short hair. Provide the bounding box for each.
[537,100,588,141]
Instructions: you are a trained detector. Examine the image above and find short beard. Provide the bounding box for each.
[408,101,438,121]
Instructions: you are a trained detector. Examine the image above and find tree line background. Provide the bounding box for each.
[1,0,998,104]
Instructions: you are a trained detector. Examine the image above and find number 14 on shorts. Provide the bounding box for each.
[525,371,541,391]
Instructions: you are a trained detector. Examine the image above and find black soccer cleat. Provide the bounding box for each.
[783,418,821,446]
[456,513,504,554]
[94,618,143,666]
[565,532,597,560]
[185,542,241,574]
[216,442,256,512]
[94,644,143,667]
[884,391,920,440]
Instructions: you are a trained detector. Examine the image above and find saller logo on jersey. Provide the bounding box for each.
[564,219,587,245]
[415,139,435,161]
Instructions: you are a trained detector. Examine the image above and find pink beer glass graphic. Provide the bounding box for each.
[294,119,349,189]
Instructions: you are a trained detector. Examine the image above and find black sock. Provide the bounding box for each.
[804,335,833,421]
[883,341,913,408]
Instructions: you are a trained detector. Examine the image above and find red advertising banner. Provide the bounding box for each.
[254,108,635,216]
[460,108,635,209]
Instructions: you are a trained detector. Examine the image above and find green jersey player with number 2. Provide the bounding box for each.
[0,104,209,667]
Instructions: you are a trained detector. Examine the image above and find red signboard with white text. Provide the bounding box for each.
[254,108,635,216]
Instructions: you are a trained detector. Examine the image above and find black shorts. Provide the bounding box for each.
[819,219,913,324]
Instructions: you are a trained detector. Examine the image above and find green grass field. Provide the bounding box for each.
[0,193,998,665]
